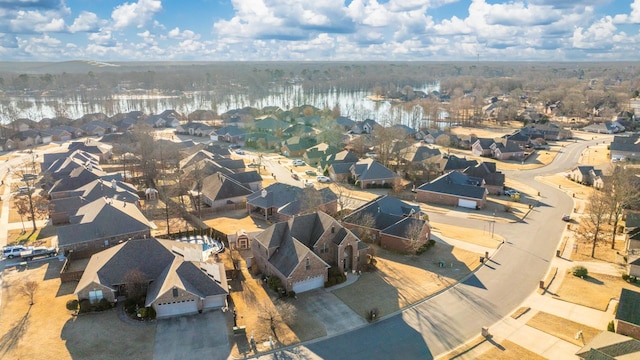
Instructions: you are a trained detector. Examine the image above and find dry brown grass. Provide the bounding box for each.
[432,222,504,248]
[555,272,640,311]
[0,261,155,360]
[333,244,480,318]
[526,311,601,346]
[226,251,300,358]
[204,209,267,235]
[476,339,546,360]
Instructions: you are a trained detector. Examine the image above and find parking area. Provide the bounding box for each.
[153,310,230,360]
[296,289,366,335]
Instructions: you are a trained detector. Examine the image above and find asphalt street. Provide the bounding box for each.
[257,137,605,360]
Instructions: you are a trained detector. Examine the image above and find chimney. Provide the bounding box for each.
[112,179,117,189]
[261,189,267,198]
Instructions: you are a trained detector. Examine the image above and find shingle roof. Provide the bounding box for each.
[200,173,253,201]
[342,195,421,231]
[57,198,151,248]
[417,171,486,200]
[246,183,336,216]
[351,158,397,181]
[616,288,640,325]
[576,331,640,359]
[381,217,426,238]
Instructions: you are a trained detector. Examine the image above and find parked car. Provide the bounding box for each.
[505,189,520,196]
[228,144,242,150]
[292,160,305,166]
[305,170,317,176]
[304,181,314,188]
[316,176,331,183]
[562,214,571,222]
[3,245,33,259]
[234,149,245,155]
[21,246,57,261]
[291,173,299,180]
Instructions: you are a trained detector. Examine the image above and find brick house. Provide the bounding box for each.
[341,196,430,253]
[615,289,640,340]
[416,171,487,209]
[246,183,338,223]
[74,238,228,318]
[463,162,505,195]
[349,158,398,189]
[251,211,370,293]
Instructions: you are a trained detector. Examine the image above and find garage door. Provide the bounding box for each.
[292,276,324,293]
[458,199,477,209]
[203,295,226,310]
[155,299,199,318]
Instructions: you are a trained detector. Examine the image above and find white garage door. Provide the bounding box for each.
[292,276,324,293]
[458,199,477,209]
[203,295,226,310]
[155,299,199,318]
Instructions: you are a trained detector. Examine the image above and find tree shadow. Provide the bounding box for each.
[583,276,604,285]
[0,307,31,358]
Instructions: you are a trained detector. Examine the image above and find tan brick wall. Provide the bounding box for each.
[153,288,201,308]
[616,320,640,340]
[286,255,328,291]
[76,281,116,303]
[416,190,486,209]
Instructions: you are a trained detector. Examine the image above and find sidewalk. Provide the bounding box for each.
[0,171,12,246]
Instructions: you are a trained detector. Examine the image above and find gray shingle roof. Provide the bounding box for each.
[417,171,486,200]
[351,158,397,181]
[200,173,253,201]
[615,288,640,325]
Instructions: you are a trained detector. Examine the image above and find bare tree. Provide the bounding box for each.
[20,280,39,305]
[349,212,376,243]
[404,220,428,255]
[123,269,148,301]
[258,300,297,340]
[605,166,640,249]
[577,189,609,258]
[333,184,356,215]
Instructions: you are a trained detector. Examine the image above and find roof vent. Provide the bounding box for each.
[261,189,267,198]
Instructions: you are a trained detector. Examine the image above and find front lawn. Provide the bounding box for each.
[555,272,640,311]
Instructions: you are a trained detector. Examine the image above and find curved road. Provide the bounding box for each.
[259,137,606,359]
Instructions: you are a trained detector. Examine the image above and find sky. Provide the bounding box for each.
[0,0,639,62]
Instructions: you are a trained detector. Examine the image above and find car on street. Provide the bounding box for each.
[316,176,331,183]
[291,173,299,180]
[292,160,305,166]
[234,149,245,155]
[505,189,520,196]
[305,170,317,176]
[562,214,571,222]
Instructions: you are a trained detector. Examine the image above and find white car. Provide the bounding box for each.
[316,176,331,183]
[292,160,305,166]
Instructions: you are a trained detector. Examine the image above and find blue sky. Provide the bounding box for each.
[0,0,639,61]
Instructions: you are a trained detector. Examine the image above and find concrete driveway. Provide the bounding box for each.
[297,289,366,335]
[153,310,230,360]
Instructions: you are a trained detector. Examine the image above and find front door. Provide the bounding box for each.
[343,245,353,272]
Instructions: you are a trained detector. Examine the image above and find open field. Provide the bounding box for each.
[0,260,155,360]
[333,244,480,318]
[555,272,639,311]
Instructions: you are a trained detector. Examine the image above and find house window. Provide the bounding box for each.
[320,243,328,254]
[88,289,103,304]
[305,258,311,270]
[172,288,179,298]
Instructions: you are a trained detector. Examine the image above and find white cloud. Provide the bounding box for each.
[111,0,162,29]
[572,16,617,49]
[69,11,104,33]
[88,29,116,47]
[614,0,640,24]
[168,27,200,40]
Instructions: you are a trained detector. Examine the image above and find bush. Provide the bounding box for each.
[623,274,630,281]
[137,307,148,319]
[66,299,79,311]
[416,239,436,255]
[607,320,615,332]
[571,265,588,278]
[97,298,112,311]
[267,276,282,291]
[78,299,92,313]
[148,306,156,319]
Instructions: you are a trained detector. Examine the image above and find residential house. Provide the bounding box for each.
[245,133,281,150]
[281,136,317,157]
[350,158,398,189]
[610,134,640,162]
[392,124,418,139]
[9,129,52,149]
[303,143,339,167]
[615,289,640,340]
[254,117,289,135]
[490,139,525,160]
[57,198,152,256]
[521,123,572,141]
[68,141,113,162]
[283,123,316,138]
[43,150,101,179]
[227,170,263,191]
[575,331,640,359]
[335,116,356,131]
[425,154,478,176]
[251,211,370,293]
[421,129,446,144]
[350,119,379,134]
[81,121,116,136]
[463,162,505,195]
[416,171,487,209]
[471,138,495,157]
[50,178,139,225]
[197,173,253,209]
[48,127,72,142]
[114,117,138,132]
[582,122,623,134]
[321,150,359,171]
[570,166,604,188]
[74,237,228,318]
[246,183,338,223]
[627,228,640,278]
[341,196,430,253]
[210,125,247,143]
